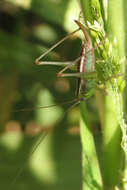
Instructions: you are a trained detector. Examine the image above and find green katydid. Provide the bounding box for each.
[9,20,116,189]
[14,20,107,116]
[35,20,107,101]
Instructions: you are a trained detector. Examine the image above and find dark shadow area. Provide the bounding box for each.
[0,0,83,189]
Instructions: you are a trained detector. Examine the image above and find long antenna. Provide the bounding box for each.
[13,99,77,112]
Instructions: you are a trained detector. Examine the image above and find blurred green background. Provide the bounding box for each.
[0,0,87,189]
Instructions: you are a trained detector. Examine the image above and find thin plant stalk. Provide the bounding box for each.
[79,0,126,189]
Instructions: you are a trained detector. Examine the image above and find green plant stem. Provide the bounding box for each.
[102,0,126,188]
[103,94,122,188]
[80,0,126,189]
[107,0,125,58]
[96,90,123,188]
[79,0,93,24]
[80,102,103,190]
[79,0,103,189]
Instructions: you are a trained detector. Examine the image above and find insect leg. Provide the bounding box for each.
[57,57,81,76]
[35,28,80,65]
[59,71,97,80]
[34,60,77,67]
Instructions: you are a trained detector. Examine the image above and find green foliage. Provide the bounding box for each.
[0,0,127,190]
[0,0,81,190]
